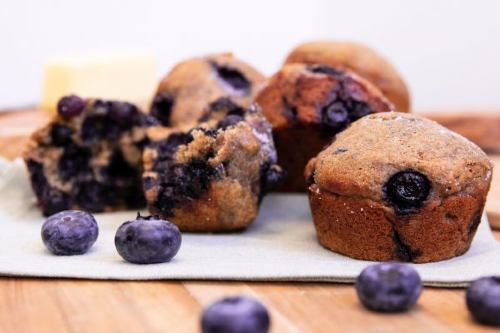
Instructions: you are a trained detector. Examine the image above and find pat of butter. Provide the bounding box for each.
[41,53,158,112]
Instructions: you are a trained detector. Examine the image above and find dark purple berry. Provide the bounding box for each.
[212,63,250,93]
[27,160,71,215]
[217,115,243,130]
[384,171,431,214]
[102,150,138,187]
[210,98,245,116]
[155,159,218,217]
[466,276,500,326]
[58,146,91,181]
[109,101,137,127]
[41,210,98,255]
[356,263,422,312]
[201,296,270,333]
[50,124,73,146]
[349,101,373,120]
[260,163,285,199]
[151,92,175,126]
[309,64,344,76]
[43,189,71,216]
[76,181,113,212]
[81,114,121,143]
[57,95,86,119]
[114,214,182,264]
[322,101,350,130]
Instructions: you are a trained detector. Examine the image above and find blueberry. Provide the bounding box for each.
[384,171,431,214]
[42,188,71,216]
[58,145,91,181]
[355,263,422,312]
[50,124,73,146]
[201,296,270,333]
[466,276,500,326]
[102,150,138,187]
[349,101,373,120]
[76,181,113,212]
[322,101,350,130]
[81,114,122,143]
[41,210,98,255]
[155,159,217,217]
[115,213,181,264]
[309,64,344,76]
[212,63,250,93]
[109,101,137,127]
[150,92,174,126]
[217,115,243,130]
[259,163,286,200]
[209,97,245,116]
[57,95,86,119]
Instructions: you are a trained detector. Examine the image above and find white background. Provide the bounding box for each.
[1,0,499,111]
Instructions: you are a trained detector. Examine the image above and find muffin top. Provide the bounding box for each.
[143,99,283,218]
[308,112,493,205]
[256,63,394,130]
[150,53,265,127]
[284,41,411,112]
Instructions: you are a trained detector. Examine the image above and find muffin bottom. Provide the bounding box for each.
[308,183,486,263]
[146,174,260,233]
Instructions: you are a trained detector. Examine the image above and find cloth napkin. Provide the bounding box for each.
[1,158,499,287]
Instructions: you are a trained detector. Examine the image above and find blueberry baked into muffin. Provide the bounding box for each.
[143,98,284,232]
[284,41,411,112]
[305,112,493,263]
[256,63,394,192]
[150,53,265,127]
[24,95,157,216]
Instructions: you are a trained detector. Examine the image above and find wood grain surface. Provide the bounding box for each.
[1,108,499,333]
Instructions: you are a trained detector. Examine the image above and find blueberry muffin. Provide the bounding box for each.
[284,41,411,112]
[24,95,157,216]
[306,112,493,263]
[256,63,394,192]
[150,53,265,127]
[143,98,284,232]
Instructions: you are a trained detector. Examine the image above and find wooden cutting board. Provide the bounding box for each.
[1,108,499,228]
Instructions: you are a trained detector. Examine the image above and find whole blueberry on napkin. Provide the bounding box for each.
[114,213,181,264]
[466,276,500,326]
[41,210,98,255]
[355,262,422,312]
[201,296,270,333]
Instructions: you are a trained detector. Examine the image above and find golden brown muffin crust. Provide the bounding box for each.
[256,63,394,192]
[285,41,411,112]
[152,53,265,127]
[306,112,493,263]
[312,112,492,201]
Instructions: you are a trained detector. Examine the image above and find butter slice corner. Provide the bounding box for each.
[41,53,158,112]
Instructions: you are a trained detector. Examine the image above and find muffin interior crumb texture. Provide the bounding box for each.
[143,98,284,231]
[23,96,157,215]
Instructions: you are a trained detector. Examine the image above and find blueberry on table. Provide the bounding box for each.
[355,263,422,312]
[57,95,86,119]
[466,276,500,326]
[41,210,98,255]
[201,296,270,333]
[115,213,181,264]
